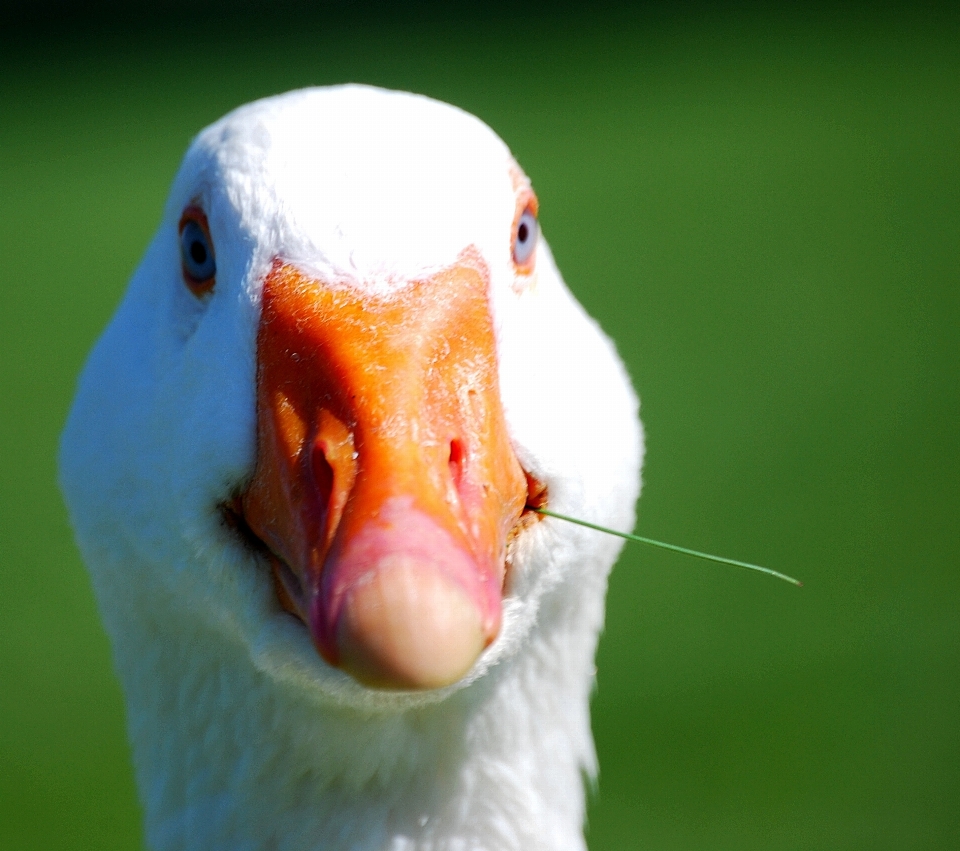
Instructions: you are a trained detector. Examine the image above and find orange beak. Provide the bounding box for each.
[238,253,528,690]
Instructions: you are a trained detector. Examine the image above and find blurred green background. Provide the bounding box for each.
[1,3,957,849]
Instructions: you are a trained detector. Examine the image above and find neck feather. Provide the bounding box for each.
[110,578,606,851]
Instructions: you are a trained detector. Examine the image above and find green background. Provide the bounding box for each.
[2,5,957,849]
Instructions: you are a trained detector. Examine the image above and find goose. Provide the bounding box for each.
[59,85,642,851]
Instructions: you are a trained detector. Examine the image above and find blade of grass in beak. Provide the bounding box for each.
[533,507,802,587]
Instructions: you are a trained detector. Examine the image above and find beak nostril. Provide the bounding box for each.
[310,438,336,532]
[448,438,465,489]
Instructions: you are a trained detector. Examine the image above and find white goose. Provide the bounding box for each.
[60,85,642,851]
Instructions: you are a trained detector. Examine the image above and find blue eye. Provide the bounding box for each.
[513,207,538,267]
[179,211,216,294]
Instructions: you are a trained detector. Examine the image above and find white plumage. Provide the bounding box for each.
[60,85,642,851]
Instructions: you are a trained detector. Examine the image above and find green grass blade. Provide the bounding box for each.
[533,508,802,587]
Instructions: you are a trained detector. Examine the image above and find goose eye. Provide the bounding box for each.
[179,209,216,295]
[512,207,539,268]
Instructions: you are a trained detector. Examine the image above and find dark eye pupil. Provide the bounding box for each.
[190,240,207,265]
[518,222,529,243]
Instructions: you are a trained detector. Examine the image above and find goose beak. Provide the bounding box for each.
[238,254,528,690]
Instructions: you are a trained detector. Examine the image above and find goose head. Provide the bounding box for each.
[60,85,642,850]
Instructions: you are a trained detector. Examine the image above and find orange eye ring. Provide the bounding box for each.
[511,194,539,273]
[178,206,216,296]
